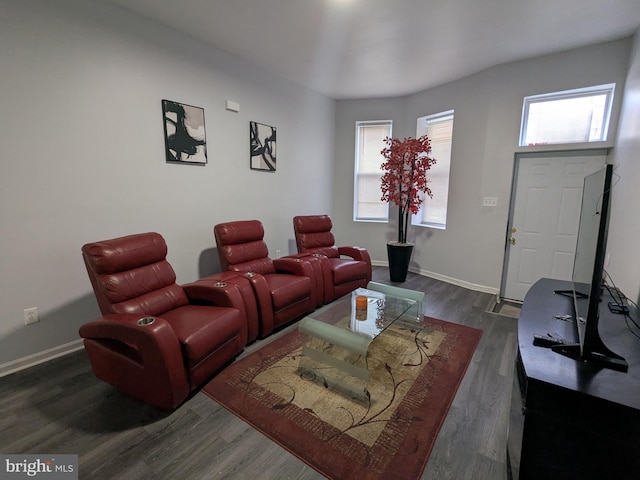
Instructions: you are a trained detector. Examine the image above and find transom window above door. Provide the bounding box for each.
[519,84,615,147]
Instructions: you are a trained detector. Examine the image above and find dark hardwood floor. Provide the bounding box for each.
[0,267,518,479]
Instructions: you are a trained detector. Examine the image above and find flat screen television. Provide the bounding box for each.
[553,164,628,372]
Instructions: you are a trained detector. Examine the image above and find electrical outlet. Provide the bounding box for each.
[482,196,498,207]
[24,307,39,325]
[275,249,281,258]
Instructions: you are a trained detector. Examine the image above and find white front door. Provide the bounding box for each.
[502,151,607,301]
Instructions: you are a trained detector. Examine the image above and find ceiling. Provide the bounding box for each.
[103,0,640,99]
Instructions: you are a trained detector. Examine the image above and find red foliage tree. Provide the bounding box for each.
[380,135,436,244]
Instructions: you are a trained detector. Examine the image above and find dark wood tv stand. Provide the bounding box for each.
[507,278,640,479]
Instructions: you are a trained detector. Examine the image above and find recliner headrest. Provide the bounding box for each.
[293,215,332,234]
[215,220,264,245]
[82,232,167,275]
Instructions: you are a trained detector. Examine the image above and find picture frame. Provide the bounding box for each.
[250,121,276,171]
[162,99,207,165]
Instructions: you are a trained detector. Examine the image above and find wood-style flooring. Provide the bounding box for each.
[0,267,518,479]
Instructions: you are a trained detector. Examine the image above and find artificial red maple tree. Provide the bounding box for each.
[380,135,436,244]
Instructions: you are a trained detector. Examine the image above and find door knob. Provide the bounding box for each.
[509,237,516,245]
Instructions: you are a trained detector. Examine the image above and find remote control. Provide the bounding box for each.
[533,334,567,347]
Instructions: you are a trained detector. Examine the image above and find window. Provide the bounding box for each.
[412,111,454,229]
[353,120,392,222]
[520,83,615,146]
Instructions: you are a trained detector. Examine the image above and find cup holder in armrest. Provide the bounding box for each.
[213,281,227,287]
[137,316,156,326]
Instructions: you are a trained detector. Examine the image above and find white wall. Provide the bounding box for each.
[334,38,632,293]
[0,0,335,365]
[608,31,640,303]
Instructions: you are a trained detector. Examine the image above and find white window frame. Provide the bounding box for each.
[353,120,392,222]
[519,83,615,147]
[412,110,454,230]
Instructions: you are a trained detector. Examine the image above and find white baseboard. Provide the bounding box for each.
[371,261,500,296]
[0,339,85,378]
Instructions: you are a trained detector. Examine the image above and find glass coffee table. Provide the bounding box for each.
[297,284,422,399]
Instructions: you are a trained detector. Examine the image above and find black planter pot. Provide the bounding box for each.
[387,242,414,283]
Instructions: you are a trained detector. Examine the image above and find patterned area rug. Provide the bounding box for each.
[203,316,482,480]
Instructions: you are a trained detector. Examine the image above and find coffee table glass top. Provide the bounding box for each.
[302,287,419,341]
[297,287,421,398]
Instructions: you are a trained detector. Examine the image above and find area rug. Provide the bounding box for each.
[202,316,482,480]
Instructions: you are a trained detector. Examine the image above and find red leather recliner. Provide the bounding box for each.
[214,220,317,337]
[293,215,372,304]
[79,232,247,410]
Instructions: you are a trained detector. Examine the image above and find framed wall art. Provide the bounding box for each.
[162,99,207,164]
[249,121,276,171]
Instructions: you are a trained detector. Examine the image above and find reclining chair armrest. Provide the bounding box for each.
[240,272,275,338]
[338,246,372,282]
[273,257,319,307]
[182,279,244,310]
[338,246,369,262]
[198,272,260,343]
[79,313,179,349]
[273,257,313,277]
[285,253,325,307]
[293,253,334,304]
[78,313,190,409]
[182,280,249,346]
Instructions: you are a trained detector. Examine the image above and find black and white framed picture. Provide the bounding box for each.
[250,121,276,171]
[162,99,207,164]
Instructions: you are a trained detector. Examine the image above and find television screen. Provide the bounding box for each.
[571,166,610,352]
[562,164,627,371]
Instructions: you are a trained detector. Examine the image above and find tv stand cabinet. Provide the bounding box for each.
[507,278,640,479]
